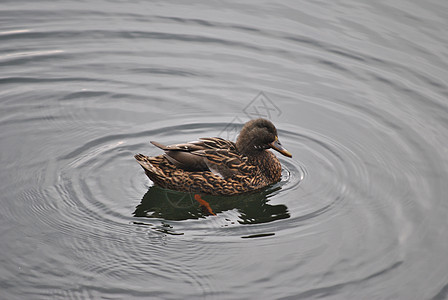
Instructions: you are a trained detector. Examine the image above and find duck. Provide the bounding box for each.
[134,118,292,197]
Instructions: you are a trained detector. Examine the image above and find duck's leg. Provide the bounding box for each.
[194,194,216,216]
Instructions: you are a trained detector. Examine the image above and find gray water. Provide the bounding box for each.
[1,1,448,299]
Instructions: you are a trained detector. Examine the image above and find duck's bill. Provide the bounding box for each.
[270,138,292,158]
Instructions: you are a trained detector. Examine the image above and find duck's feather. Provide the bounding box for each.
[150,138,249,179]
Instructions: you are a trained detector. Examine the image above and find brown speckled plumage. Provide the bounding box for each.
[135,118,292,196]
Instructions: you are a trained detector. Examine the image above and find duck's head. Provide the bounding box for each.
[236,118,292,158]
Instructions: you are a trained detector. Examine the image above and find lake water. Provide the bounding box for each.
[1,1,448,299]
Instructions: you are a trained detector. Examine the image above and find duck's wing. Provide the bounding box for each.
[197,148,254,179]
[151,138,253,178]
[151,137,235,151]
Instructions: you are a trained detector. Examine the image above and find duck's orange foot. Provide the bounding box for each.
[194,194,216,216]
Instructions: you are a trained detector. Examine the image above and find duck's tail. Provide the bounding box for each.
[134,154,165,181]
[134,153,152,169]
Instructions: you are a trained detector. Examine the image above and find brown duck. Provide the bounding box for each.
[135,118,292,197]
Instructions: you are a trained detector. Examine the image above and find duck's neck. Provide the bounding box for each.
[248,150,282,183]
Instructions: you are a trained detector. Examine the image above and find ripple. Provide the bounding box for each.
[51,121,310,243]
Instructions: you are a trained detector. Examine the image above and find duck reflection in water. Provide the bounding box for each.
[134,185,290,224]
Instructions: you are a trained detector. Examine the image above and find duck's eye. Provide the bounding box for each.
[254,144,268,150]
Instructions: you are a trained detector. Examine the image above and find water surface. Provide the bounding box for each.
[1,1,448,299]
